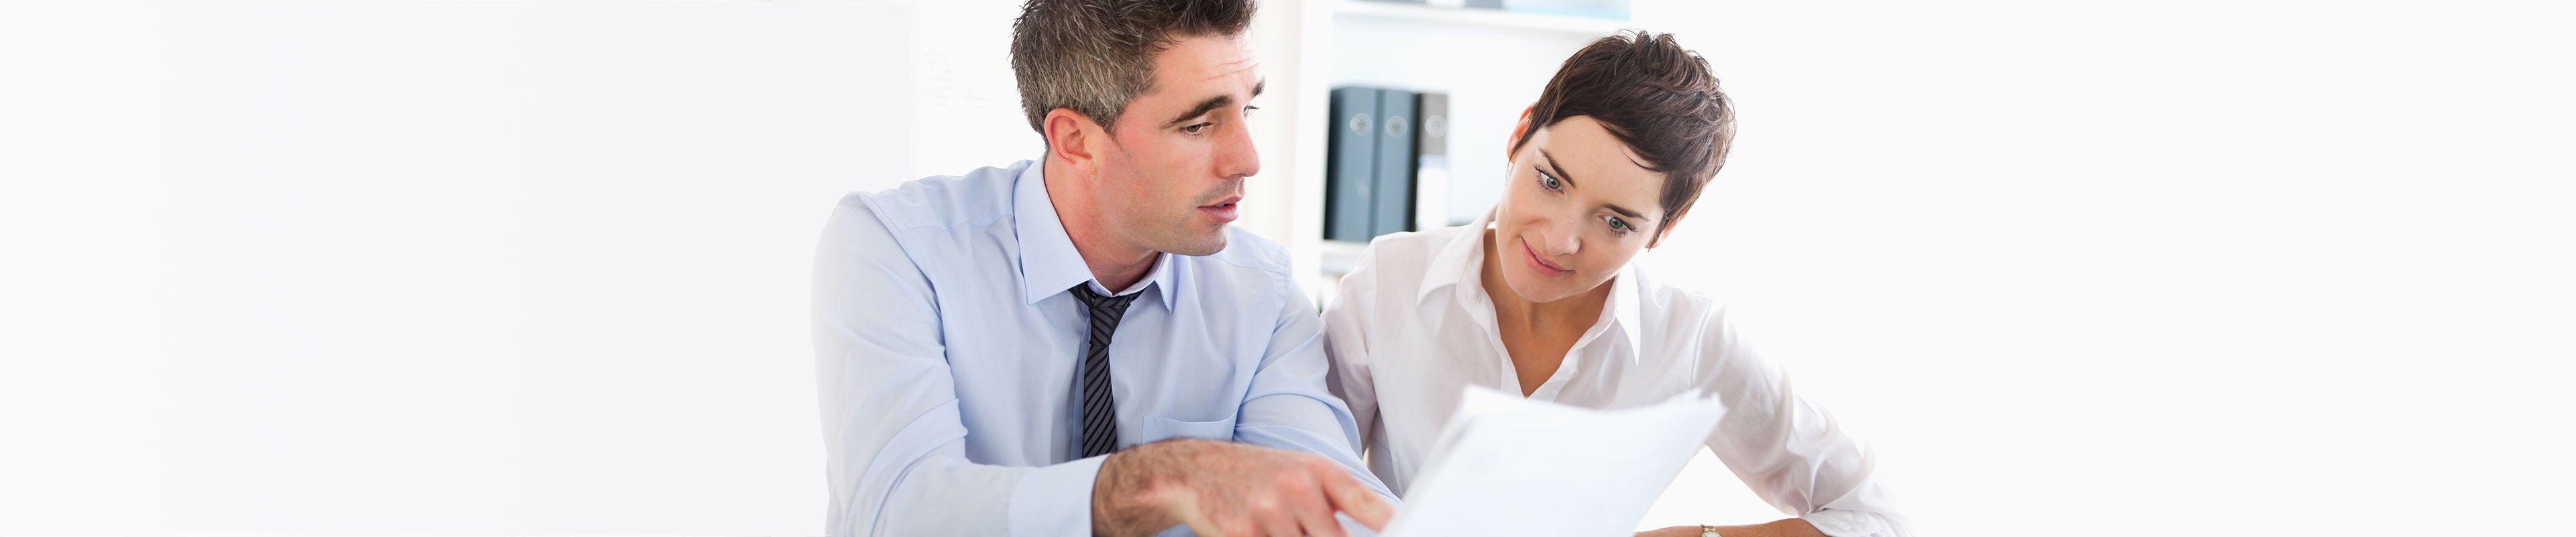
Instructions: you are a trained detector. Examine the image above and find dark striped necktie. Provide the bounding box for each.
[1070,284,1140,459]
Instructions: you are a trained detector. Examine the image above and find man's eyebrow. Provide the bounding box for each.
[1162,79,1265,129]
[1163,94,1236,128]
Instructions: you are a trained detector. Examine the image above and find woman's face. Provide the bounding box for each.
[1490,114,1672,305]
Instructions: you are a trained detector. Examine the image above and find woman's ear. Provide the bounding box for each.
[1503,105,1536,158]
[1648,211,1686,249]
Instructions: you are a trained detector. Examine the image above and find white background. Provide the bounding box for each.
[4,1,2571,536]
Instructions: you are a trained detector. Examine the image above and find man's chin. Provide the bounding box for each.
[1162,230,1228,257]
[1167,239,1226,256]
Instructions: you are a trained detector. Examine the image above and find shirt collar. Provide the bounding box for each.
[1415,209,1494,305]
[1130,245,1181,310]
[1013,158,1180,309]
[1606,260,1647,353]
[1418,209,1647,350]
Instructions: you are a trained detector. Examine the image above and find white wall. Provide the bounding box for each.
[1628,1,2576,535]
[3,1,2571,536]
[1,1,918,534]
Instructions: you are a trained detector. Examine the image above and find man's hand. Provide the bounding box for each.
[1092,439,1394,537]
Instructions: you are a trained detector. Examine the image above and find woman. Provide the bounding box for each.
[1322,32,1909,537]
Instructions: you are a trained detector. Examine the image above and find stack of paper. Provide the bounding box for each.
[1378,387,1728,536]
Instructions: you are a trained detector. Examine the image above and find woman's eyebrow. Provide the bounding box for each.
[1537,149,1580,188]
[1540,148,1649,220]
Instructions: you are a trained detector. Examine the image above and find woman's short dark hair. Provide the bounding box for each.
[1512,31,1735,236]
[1010,0,1256,135]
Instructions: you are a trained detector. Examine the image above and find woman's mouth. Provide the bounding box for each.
[1518,237,1572,277]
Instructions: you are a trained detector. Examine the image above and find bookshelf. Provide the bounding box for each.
[1269,0,1633,303]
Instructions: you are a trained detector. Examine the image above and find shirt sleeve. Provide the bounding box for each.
[813,195,1102,537]
[1228,266,1396,501]
[1693,307,1911,537]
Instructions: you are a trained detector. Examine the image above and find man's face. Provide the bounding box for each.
[1091,34,1263,257]
[1491,115,1668,304]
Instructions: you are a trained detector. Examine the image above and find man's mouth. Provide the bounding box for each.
[1197,195,1242,224]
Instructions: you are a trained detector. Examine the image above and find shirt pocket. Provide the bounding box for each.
[1140,414,1237,442]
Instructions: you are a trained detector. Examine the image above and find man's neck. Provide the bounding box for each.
[1044,157,1157,292]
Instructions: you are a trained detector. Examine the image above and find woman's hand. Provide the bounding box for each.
[1638,518,1825,537]
[1637,526,1707,537]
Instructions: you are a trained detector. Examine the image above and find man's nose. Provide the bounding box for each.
[1216,118,1260,179]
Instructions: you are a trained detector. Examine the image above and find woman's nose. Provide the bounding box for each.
[1539,217,1581,256]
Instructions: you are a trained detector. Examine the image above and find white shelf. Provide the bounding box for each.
[1329,1,1633,36]
[1317,239,1372,277]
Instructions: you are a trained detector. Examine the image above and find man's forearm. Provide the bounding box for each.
[1090,439,1209,536]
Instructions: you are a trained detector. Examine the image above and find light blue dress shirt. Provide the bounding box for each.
[812,158,1390,536]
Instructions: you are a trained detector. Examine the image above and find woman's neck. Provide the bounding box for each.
[1478,229,1611,339]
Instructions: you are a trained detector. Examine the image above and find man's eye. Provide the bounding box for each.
[1242,105,1259,117]
[1182,122,1212,134]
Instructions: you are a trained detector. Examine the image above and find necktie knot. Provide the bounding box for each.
[1071,283,1143,316]
[1071,283,1141,310]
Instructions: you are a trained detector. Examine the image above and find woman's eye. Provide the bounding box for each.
[1538,170,1562,191]
[1605,215,1631,234]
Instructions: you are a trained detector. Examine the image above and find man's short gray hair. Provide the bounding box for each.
[1010,0,1256,136]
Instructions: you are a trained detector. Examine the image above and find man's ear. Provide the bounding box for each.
[1042,108,1107,177]
[1503,105,1536,158]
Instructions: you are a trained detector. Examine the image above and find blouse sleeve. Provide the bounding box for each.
[1694,307,1911,536]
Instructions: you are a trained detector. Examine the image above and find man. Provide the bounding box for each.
[812,1,1393,536]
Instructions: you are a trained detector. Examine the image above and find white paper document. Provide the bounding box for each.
[1379,387,1728,536]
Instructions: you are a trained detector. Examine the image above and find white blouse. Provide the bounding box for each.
[1321,215,1911,537]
